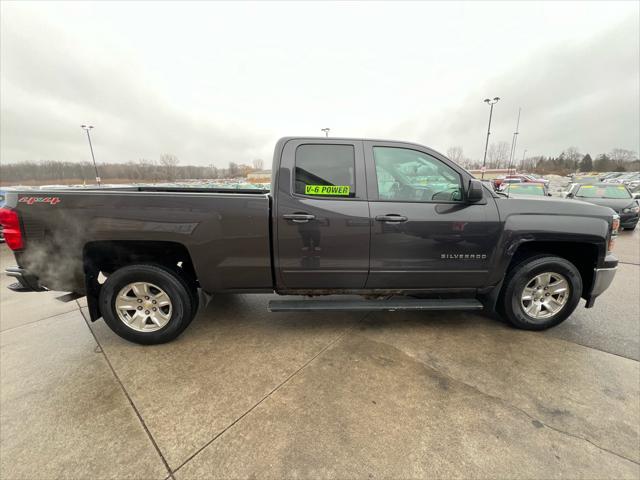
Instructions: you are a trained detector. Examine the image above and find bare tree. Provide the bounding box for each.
[228,162,239,178]
[446,146,464,165]
[159,154,179,181]
[252,158,264,171]
[561,147,581,171]
[487,141,510,168]
[609,148,637,163]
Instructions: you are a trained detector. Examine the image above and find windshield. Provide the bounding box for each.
[576,185,631,199]
[573,176,599,184]
[505,184,546,196]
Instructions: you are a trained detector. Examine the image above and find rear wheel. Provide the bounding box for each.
[502,255,582,330]
[99,264,196,344]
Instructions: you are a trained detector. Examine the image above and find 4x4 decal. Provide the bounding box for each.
[18,196,61,205]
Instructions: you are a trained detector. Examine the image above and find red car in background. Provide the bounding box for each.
[492,174,549,190]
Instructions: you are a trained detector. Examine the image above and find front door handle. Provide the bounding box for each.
[375,214,408,223]
[283,213,316,223]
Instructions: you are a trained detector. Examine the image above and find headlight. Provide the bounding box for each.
[622,205,640,214]
[611,214,620,234]
[609,214,620,252]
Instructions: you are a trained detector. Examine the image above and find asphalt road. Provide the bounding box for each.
[0,230,638,479]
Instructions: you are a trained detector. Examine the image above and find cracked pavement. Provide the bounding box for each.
[1,229,639,479]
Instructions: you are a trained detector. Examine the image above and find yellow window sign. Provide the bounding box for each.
[305,185,351,196]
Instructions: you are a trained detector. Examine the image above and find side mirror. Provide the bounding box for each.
[547,193,552,196]
[467,179,484,202]
[566,192,574,198]
[633,193,640,200]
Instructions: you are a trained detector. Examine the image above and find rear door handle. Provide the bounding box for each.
[283,213,316,223]
[375,214,408,223]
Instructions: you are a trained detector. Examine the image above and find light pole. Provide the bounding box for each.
[507,107,521,174]
[81,125,101,187]
[321,127,330,137]
[481,97,500,179]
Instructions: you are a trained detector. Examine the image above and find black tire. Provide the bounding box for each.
[502,255,582,331]
[99,264,196,345]
[624,224,637,231]
[172,265,200,319]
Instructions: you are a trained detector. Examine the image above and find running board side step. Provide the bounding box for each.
[268,298,483,312]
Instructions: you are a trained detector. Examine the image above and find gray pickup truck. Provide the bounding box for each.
[1,137,619,344]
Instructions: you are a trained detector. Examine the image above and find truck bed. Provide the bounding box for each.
[6,188,273,293]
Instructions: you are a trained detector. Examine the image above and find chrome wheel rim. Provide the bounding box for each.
[520,272,570,320]
[115,282,172,332]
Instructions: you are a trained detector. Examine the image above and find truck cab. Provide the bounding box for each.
[273,137,499,292]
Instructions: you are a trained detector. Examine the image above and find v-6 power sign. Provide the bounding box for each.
[305,185,350,196]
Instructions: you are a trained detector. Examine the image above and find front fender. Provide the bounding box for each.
[487,212,609,286]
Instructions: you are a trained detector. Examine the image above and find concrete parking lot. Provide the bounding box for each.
[1,230,638,480]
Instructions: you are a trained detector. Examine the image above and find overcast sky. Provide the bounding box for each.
[1,1,638,167]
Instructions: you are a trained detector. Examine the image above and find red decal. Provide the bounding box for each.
[18,196,61,206]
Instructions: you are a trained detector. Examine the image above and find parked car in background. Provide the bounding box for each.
[606,172,635,184]
[600,172,625,182]
[0,191,4,243]
[571,175,601,184]
[519,173,550,186]
[566,183,639,230]
[621,172,640,187]
[492,174,548,190]
[497,178,523,191]
[502,183,551,197]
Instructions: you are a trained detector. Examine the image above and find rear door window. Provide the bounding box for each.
[295,144,356,198]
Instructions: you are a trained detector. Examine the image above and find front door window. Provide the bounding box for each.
[373,147,463,203]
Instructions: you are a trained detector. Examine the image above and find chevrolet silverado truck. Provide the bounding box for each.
[1,137,620,344]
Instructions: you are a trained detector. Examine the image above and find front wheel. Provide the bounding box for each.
[502,255,582,330]
[99,264,196,344]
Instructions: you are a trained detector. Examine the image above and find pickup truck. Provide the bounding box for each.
[0,137,620,344]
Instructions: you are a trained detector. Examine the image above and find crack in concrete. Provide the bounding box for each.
[77,302,176,479]
[0,306,79,334]
[72,296,638,474]
[171,313,370,475]
[360,334,640,467]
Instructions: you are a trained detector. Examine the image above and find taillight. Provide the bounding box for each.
[0,208,24,251]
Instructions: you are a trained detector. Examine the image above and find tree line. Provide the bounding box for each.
[1,146,638,185]
[0,155,267,185]
[447,145,639,175]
